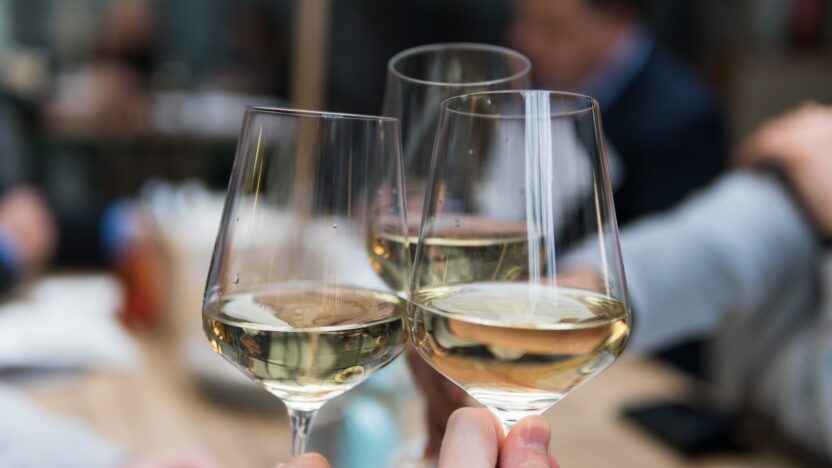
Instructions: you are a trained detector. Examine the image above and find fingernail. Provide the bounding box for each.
[520,415,550,451]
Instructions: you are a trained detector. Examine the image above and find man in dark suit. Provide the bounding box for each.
[509,0,724,223]
[508,0,725,376]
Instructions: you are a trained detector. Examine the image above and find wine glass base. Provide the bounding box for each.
[469,390,561,433]
[488,406,547,434]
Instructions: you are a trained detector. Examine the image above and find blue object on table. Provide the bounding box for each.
[341,392,401,468]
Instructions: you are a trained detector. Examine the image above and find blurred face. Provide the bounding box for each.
[508,0,628,89]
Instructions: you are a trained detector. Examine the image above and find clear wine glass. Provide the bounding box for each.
[379,44,532,467]
[203,107,409,456]
[382,43,531,222]
[409,90,631,432]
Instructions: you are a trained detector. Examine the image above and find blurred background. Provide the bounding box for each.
[1,0,831,210]
[0,0,831,467]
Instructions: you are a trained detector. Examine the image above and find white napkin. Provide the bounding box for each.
[0,275,139,372]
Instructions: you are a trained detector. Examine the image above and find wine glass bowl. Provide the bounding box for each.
[408,91,631,430]
[374,43,532,296]
[202,107,409,455]
[383,43,532,219]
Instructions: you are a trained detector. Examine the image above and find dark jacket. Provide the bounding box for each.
[603,47,725,224]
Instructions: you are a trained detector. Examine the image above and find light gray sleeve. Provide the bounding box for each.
[604,172,832,458]
[752,255,832,459]
[612,172,832,459]
[815,276,832,457]
[615,172,818,352]
[0,384,125,468]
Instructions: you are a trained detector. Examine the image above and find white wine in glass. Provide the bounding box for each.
[203,107,410,455]
[409,91,632,431]
[205,286,406,410]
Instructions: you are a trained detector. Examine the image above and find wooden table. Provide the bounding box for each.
[24,332,294,467]
[21,332,810,468]
[547,359,809,468]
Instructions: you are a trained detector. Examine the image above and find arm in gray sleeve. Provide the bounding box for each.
[751,255,832,459]
[605,171,832,458]
[813,273,832,458]
[0,384,125,468]
[615,172,818,352]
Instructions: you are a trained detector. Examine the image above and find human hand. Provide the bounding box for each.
[438,408,558,468]
[275,453,330,467]
[736,102,832,236]
[274,409,557,468]
[0,187,56,271]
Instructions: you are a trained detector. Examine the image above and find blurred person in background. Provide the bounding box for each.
[0,0,165,319]
[509,0,725,224]
[0,186,56,293]
[726,103,832,460]
[413,102,832,462]
[0,94,57,293]
[508,0,726,385]
[0,70,195,468]
[0,91,162,323]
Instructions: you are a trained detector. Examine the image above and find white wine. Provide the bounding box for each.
[369,217,533,291]
[367,230,414,292]
[204,285,406,411]
[410,283,630,417]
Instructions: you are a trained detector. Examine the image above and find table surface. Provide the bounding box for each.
[21,332,811,468]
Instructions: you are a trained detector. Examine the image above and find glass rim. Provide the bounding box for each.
[387,42,532,88]
[440,90,599,119]
[246,105,399,123]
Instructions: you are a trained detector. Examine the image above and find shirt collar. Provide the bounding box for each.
[579,25,654,109]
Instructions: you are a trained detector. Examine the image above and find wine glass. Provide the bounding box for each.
[408,90,631,431]
[203,107,409,456]
[383,43,531,212]
[371,43,531,292]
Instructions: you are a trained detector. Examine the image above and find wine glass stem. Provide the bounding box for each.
[493,412,518,435]
[489,407,541,435]
[287,407,318,456]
